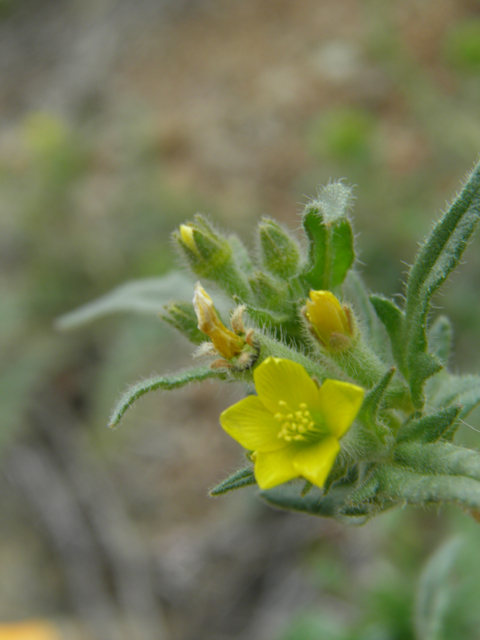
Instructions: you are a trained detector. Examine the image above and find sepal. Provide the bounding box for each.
[159,301,205,344]
[209,467,256,496]
[257,217,301,279]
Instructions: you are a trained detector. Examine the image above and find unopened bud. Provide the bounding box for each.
[304,290,354,351]
[174,215,231,273]
[179,225,200,256]
[258,218,300,279]
[160,301,205,344]
[193,283,244,359]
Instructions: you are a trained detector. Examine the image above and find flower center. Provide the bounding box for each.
[274,401,322,443]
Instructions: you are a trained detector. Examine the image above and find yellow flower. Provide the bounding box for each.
[220,357,364,489]
[193,282,244,359]
[0,620,61,640]
[304,290,353,351]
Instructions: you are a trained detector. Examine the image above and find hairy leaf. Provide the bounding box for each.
[369,295,405,373]
[109,366,223,428]
[396,405,461,444]
[404,160,480,408]
[301,182,355,290]
[428,315,453,367]
[429,373,480,419]
[56,272,196,330]
[209,467,256,496]
[415,536,462,640]
[343,270,386,356]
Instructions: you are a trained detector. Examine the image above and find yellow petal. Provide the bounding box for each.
[254,447,300,489]
[305,290,351,347]
[0,620,61,640]
[193,282,244,359]
[220,395,285,452]
[292,437,340,487]
[317,379,364,439]
[254,357,320,414]
[179,224,200,256]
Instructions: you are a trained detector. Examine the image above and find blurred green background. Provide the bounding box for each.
[1,1,480,639]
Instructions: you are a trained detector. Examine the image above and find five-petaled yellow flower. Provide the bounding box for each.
[220,357,364,489]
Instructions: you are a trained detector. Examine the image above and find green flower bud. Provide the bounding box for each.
[174,215,232,275]
[257,217,301,279]
[174,215,252,301]
[249,271,288,309]
[160,301,205,344]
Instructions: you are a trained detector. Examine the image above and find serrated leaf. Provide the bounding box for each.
[301,182,355,290]
[209,467,256,496]
[429,373,480,420]
[109,366,222,428]
[404,160,480,408]
[414,536,462,640]
[396,405,461,444]
[56,272,196,330]
[369,295,405,373]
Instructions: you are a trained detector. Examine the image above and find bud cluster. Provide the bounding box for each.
[100,164,480,524]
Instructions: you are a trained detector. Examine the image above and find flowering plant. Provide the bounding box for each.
[62,160,480,522]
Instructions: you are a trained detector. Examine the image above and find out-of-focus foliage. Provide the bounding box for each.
[444,19,480,72]
[0,106,209,448]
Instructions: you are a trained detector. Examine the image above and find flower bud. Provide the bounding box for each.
[179,224,200,256]
[193,283,244,359]
[160,301,205,344]
[249,271,288,308]
[174,215,232,274]
[258,218,301,279]
[304,290,354,351]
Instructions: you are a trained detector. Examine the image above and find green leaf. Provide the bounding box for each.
[359,367,396,426]
[404,160,480,408]
[228,234,254,275]
[342,270,386,356]
[369,295,405,372]
[260,481,370,519]
[260,483,339,517]
[396,405,461,444]
[257,217,301,279]
[108,366,223,428]
[376,465,480,511]
[159,301,205,344]
[209,467,256,496]
[395,441,480,483]
[248,271,289,310]
[428,315,453,367]
[56,272,195,330]
[429,373,480,419]
[414,536,462,640]
[300,182,355,290]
